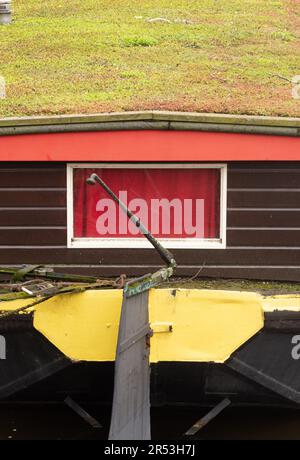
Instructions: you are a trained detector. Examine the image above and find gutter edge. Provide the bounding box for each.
[0,111,300,136]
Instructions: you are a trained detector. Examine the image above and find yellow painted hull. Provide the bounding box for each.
[2,288,297,364]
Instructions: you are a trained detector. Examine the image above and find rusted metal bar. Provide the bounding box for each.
[64,396,102,429]
[184,398,231,437]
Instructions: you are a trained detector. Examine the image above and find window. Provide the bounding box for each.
[67,163,227,249]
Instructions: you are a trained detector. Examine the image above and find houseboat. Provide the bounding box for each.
[0,111,300,412]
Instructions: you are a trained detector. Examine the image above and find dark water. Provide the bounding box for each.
[1,404,300,440]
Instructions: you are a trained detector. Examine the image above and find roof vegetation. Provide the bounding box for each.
[0,0,299,118]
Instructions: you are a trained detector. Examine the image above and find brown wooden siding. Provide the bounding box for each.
[0,162,300,281]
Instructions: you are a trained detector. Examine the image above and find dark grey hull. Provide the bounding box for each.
[0,313,299,408]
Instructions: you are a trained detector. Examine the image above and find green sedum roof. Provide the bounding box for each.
[0,0,299,118]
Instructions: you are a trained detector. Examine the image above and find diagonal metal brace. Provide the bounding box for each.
[184,398,231,437]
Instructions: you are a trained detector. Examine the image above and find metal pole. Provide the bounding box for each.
[86,172,177,440]
[86,173,177,268]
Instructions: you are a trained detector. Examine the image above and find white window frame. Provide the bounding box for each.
[67,163,227,249]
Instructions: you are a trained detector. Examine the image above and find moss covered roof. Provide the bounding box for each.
[162,278,300,295]
[0,1,299,118]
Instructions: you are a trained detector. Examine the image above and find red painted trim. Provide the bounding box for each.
[0,130,299,161]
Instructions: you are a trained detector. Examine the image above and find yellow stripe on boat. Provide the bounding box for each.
[262,294,300,312]
[5,288,300,363]
[28,288,264,363]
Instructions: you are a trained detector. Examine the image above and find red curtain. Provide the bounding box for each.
[73,168,220,239]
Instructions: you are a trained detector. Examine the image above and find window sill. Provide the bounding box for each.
[68,238,226,250]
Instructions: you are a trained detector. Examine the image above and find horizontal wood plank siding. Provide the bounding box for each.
[0,162,300,281]
[228,169,300,188]
[0,168,66,188]
[0,228,66,246]
[227,229,300,247]
[0,190,65,207]
[0,209,66,227]
[0,248,299,265]
[228,190,300,208]
[228,210,300,228]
